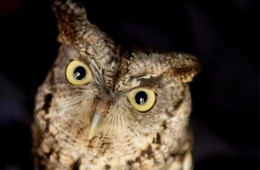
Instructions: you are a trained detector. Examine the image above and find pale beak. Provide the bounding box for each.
[88,89,111,140]
[88,111,103,140]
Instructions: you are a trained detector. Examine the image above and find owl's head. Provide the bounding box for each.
[37,1,200,166]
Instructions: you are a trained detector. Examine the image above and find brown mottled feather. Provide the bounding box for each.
[32,1,201,170]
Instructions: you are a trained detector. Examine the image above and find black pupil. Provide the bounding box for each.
[73,66,86,80]
[135,91,148,105]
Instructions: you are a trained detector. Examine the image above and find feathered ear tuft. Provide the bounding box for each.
[52,0,88,45]
[169,52,201,83]
[52,1,114,55]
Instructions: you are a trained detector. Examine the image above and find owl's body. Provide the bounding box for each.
[32,1,201,170]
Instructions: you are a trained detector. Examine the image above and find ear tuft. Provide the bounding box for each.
[52,0,115,57]
[169,53,201,83]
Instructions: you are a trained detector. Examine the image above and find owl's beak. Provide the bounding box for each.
[88,111,103,140]
[88,92,111,140]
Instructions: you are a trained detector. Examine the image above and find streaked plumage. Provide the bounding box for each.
[32,1,201,169]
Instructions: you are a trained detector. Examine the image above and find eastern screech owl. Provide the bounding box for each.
[32,1,201,170]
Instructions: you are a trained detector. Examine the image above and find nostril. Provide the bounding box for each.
[96,98,110,112]
[94,92,111,115]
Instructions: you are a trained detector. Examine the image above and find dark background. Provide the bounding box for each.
[0,0,258,169]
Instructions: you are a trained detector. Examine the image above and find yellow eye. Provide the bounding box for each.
[128,88,156,112]
[66,60,92,85]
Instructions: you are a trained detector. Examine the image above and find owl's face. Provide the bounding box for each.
[52,45,190,142]
[33,1,201,169]
[46,44,196,167]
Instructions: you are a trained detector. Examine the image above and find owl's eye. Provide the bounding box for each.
[66,60,92,85]
[128,88,156,112]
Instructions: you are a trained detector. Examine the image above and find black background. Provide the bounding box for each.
[0,0,258,169]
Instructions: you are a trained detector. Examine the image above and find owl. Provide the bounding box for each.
[31,1,201,170]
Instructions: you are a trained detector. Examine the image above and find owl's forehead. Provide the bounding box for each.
[61,45,172,89]
[127,52,172,76]
[115,52,176,91]
[58,44,188,92]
